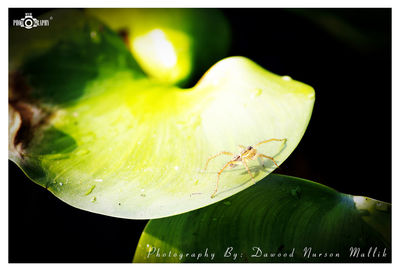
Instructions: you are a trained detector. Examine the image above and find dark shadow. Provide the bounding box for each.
[27,126,77,155]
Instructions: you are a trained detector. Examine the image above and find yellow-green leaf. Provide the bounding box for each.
[9,9,314,219]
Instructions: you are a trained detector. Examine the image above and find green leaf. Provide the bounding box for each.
[85,8,231,86]
[133,174,391,263]
[9,9,314,219]
[9,9,144,80]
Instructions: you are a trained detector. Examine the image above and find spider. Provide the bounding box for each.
[204,138,287,198]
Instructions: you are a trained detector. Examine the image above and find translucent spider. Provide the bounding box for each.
[204,138,287,198]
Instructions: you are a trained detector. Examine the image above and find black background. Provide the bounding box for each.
[9,8,391,263]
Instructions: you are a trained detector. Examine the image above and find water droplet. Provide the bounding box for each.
[59,182,63,186]
[141,188,145,192]
[282,76,292,81]
[91,196,96,202]
[290,186,301,199]
[190,193,202,197]
[94,179,103,183]
[76,149,90,156]
[47,154,70,160]
[85,185,96,195]
[90,31,101,43]
[251,88,263,99]
[174,166,179,171]
[223,201,231,206]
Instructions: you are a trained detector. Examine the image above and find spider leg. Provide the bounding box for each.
[203,151,233,171]
[254,138,286,147]
[257,153,279,168]
[242,158,255,184]
[211,160,237,198]
[238,145,246,149]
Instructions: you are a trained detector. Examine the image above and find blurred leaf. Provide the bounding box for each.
[86,8,231,86]
[9,9,314,219]
[9,9,145,104]
[133,174,391,263]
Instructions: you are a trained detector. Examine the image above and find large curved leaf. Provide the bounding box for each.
[133,174,391,263]
[9,9,315,219]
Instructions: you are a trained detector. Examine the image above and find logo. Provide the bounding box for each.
[12,13,51,29]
